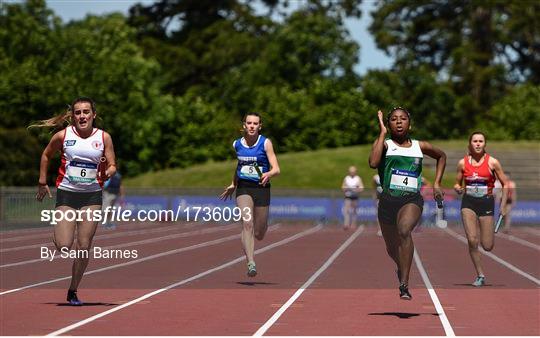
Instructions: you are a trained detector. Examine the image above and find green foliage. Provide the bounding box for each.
[369,0,539,124]
[0,128,43,185]
[1,0,537,187]
[360,68,459,139]
[476,84,540,140]
[134,95,238,171]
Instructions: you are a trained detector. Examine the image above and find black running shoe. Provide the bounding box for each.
[399,283,412,300]
[67,289,83,306]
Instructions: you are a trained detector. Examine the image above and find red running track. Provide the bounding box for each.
[1,222,539,336]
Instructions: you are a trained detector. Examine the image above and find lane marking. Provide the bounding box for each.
[1,223,201,252]
[0,222,189,243]
[414,248,455,336]
[0,223,239,268]
[46,225,323,336]
[496,233,540,251]
[521,227,540,237]
[1,223,282,296]
[444,228,540,285]
[253,225,364,336]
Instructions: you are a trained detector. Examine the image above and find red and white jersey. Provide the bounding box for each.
[463,153,496,197]
[56,126,105,192]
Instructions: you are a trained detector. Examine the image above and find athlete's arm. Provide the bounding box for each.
[369,110,387,169]
[36,130,64,201]
[101,132,116,180]
[419,141,446,201]
[454,159,465,194]
[261,139,280,186]
[357,176,364,193]
[220,144,239,201]
[341,178,348,191]
[490,157,509,215]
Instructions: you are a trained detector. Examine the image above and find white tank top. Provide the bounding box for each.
[344,175,362,198]
[344,175,362,189]
[56,126,105,192]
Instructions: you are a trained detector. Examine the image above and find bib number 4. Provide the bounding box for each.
[389,169,419,193]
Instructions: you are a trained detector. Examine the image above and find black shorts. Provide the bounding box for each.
[56,188,103,209]
[378,193,424,225]
[236,180,271,207]
[461,194,494,217]
[344,191,359,200]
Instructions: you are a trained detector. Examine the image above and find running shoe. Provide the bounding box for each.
[472,276,485,287]
[67,289,83,306]
[247,262,257,277]
[399,283,412,300]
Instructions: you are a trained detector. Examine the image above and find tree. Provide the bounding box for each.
[476,84,540,140]
[369,0,540,121]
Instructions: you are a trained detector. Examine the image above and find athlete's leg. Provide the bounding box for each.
[380,221,400,269]
[343,199,352,228]
[237,195,255,264]
[395,203,422,285]
[350,199,358,228]
[503,204,513,233]
[461,208,484,277]
[254,206,269,241]
[478,215,495,251]
[375,199,382,236]
[53,206,77,251]
[69,204,99,291]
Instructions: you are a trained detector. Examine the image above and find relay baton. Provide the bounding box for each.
[253,163,263,180]
[494,214,504,233]
[435,198,447,228]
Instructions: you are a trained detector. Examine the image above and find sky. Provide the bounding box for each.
[45,0,393,75]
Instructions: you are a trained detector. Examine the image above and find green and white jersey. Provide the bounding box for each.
[378,139,423,197]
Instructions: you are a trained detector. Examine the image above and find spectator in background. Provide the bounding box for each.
[342,166,364,230]
[102,171,123,229]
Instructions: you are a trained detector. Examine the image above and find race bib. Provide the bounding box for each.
[466,183,488,197]
[66,161,97,183]
[389,169,419,193]
[240,164,262,180]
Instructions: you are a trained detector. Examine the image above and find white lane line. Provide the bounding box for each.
[521,227,540,237]
[496,233,540,251]
[413,248,455,336]
[46,225,323,336]
[253,225,364,336]
[0,221,184,243]
[1,222,206,252]
[444,228,540,285]
[0,224,280,296]
[0,223,239,268]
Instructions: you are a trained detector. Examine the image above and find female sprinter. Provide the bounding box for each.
[369,108,446,300]
[220,113,280,277]
[454,132,508,286]
[34,97,116,305]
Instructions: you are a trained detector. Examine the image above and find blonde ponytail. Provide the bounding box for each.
[28,109,72,129]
